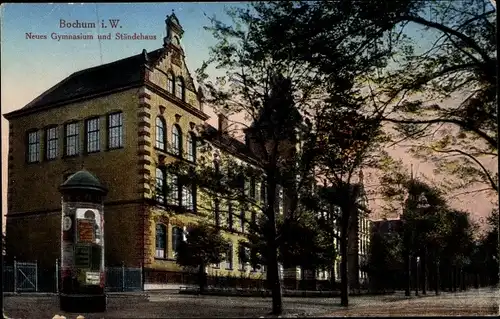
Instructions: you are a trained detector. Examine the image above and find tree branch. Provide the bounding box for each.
[430,147,498,192]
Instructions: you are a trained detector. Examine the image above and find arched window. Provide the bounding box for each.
[172,125,182,156]
[187,133,196,162]
[175,77,185,101]
[155,117,166,150]
[155,223,167,258]
[155,168,165,204]
[167,72,175,94]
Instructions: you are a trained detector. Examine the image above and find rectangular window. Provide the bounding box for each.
[45,127,58,160]
[27,130,40,163]
[238,244,247,270]
[260,180,267,204]
[225,243,233,270]
[168,174,179,205]
[155,224,166,258]
[187,134,196,162]
[244,177,250,197]
[64,122,79,156]
[240,209,245,233]
[85,117,100,153]
[182,185,194,211]
[250,177,256,199]
[108,112,123,149]
[251,211,256,230]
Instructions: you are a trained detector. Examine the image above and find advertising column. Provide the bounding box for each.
[59,170,108,313]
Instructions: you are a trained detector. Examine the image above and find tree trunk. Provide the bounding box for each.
[328,265,335,292]
[435,260,440,295]
[266,178,282,315]
[198,263,206,294]
[405,252,411,296]
[453,266,458,292]
[415,257,419,296]
[268,245,282,315]
[422,253,427,295]
[340,235,349,307]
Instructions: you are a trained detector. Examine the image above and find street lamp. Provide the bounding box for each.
[415,256,421,296]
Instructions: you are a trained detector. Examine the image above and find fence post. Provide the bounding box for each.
[13,256,17,294]
[122,261,125,292]
[35,259,38,292]
[55,259,59,294]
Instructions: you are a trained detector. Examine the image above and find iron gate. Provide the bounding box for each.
[15,261,38,292]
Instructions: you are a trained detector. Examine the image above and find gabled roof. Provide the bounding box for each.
[201,124,261,166]
[4,48,165,119]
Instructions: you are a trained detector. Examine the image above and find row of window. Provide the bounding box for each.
[26,112,123,163]
[155,117,196,161]
[212,160,286,213]
[155,224,184,259]
[212,198,255,233]
[155,223,264,272]
[155,168,195,210]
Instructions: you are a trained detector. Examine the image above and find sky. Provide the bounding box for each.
[0,3,496,231]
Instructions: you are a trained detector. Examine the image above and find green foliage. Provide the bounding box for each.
[377,0,498,194]
[195,0,453,311]
[365,231,404,289]
[175,223,230,268]
[279,212,337,270]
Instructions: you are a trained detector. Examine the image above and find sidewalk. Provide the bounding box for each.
[314,288,499,317]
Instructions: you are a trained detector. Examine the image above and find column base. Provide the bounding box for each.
[59,294,107,313]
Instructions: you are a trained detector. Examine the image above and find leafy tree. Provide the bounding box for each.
[365,230,404,292]
[303,108,385,306]
[175,223,230,293]
[373,0,498,196]
[380,161,452,295]
[479,209,499,285]
[169,68,316,315]
[192,0,438,312]
[441,210,477,291]
[249,0,498,200]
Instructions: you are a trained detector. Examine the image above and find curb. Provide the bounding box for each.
[3,292,149,298]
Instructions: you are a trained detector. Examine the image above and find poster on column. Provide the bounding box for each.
[76,208,101,245]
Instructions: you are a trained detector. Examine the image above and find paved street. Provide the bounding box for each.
[3,288,499,318]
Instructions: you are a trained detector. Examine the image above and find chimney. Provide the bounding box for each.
[218,113,228,134]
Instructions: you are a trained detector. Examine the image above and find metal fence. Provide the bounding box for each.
[2,259,143,293]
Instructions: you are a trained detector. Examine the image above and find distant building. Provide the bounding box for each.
[371,218,403,235]
[282,183,372,290]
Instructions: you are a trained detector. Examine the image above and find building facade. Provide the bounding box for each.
[4,14,369,289]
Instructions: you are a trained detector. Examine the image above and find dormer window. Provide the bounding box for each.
[175,77,185,101]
